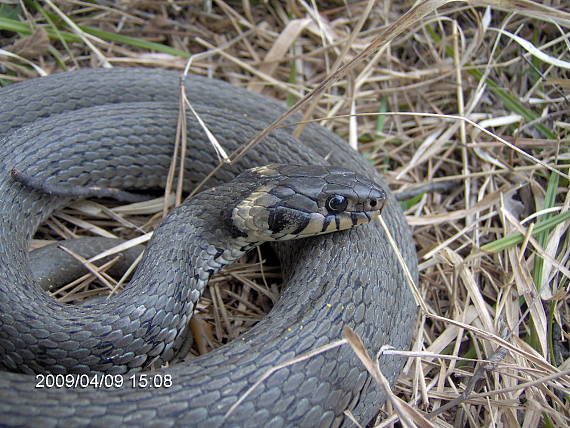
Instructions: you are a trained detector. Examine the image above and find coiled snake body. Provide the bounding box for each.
[0,69,417,427]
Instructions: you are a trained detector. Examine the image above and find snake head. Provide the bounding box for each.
[230,164,386,242]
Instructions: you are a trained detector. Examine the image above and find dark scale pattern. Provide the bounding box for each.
[0,69,418,427]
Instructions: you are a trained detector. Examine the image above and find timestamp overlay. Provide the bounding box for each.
[35,373,173,390]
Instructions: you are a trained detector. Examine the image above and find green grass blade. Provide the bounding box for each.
[287,45,298,107]
[0,16,189,58]
[480,210,570,252]
[0,16,78,42]
[399,192,423,210]
[79,26,189,58]
[375,97,388,134]
[532,172,560,291]
[32,1,72,70]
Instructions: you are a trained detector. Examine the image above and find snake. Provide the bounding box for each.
[0,68,418,427]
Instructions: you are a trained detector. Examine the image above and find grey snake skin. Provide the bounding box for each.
[0,69,417,427]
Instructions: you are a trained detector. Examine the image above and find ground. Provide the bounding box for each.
[0,1,569,427]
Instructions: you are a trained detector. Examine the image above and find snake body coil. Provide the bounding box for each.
[0,69,417,427]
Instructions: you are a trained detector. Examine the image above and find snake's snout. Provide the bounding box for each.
[231,164,387,242]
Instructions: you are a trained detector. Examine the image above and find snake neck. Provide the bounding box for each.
[98,184,262,369]
[126,192,254,301]
[124,183,258,293]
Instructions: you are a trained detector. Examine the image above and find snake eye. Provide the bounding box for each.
[326,195,348,213]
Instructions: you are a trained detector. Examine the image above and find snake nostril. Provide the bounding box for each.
[370,200,377,208]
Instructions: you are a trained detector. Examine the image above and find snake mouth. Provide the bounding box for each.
[266,206,384,241]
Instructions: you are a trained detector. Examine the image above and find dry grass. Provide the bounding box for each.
[1,0,569,426]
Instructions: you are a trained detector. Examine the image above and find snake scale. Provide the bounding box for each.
[0,68,417,427]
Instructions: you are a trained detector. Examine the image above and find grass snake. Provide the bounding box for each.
[0,69,418,427]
